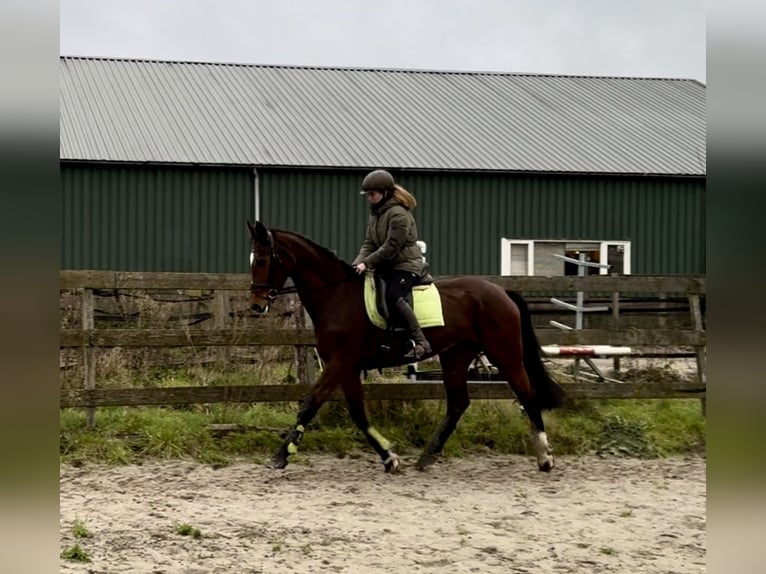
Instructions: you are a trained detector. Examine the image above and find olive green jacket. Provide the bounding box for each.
[352,198,424,275]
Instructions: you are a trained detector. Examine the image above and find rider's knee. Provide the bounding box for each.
[394,296,410,309]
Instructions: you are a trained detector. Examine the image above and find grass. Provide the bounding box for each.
[174,523,202,539]
[60,396,705,465]
[60,544,91,563]
[72,518,92,538]
[60,316,705,464]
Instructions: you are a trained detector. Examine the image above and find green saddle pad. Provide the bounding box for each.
[363,274,445,330]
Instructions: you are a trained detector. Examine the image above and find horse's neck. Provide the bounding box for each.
[278,232,354,318]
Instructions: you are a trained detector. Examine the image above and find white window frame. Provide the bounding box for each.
[600,241,631,275]
[501,239,631,276]
[500,239,534,276]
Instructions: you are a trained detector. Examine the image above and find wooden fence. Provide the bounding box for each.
[59,271,706,415]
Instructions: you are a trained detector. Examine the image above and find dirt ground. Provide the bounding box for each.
[60,453,706,574]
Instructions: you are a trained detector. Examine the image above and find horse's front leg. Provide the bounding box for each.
[342,374,401,473]
[270,362,341,470]
[416,346,475,470]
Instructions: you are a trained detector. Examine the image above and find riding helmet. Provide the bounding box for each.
[360,169,395,195]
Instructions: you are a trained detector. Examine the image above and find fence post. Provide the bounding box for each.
[213,290,229,330]
[688,293,706,416]
[611,282,621,374]
[294,303,316,386]
[81,288,96,428]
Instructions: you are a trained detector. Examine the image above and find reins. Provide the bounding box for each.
[250,230,359,302]
[252,274,358,302]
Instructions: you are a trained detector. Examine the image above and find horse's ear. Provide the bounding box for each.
[247,220,269,242]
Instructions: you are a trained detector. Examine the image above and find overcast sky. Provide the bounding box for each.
[60,0,705,82]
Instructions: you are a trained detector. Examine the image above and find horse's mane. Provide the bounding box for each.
[272,228,358,277]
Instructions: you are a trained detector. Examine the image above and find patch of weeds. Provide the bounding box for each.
[620,509,633,518]
[621,364,683,384]
[61,544,92,563]
[597,414,659,458]
[174,523,202,539]
[600,547,617,555]
[72,518,92,538]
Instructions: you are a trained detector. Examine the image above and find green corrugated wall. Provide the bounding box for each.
[261,170,706,275]
[61,163,252,272]
[61,164,705,275]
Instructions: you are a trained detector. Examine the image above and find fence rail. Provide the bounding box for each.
[60,270,706,413]
[59,328,705,348]
[60,380,706,409]
[60,270,706,294]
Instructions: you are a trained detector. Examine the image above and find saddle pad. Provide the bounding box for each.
[363,273,445,330]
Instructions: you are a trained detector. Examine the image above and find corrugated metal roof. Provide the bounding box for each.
[60,57,706,175]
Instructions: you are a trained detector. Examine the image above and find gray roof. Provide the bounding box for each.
[60,57,706,176]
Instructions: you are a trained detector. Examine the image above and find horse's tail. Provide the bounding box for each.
[506,290,566,410]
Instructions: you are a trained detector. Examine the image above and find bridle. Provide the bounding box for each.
[249,229,360,304]
[249,230,297,304]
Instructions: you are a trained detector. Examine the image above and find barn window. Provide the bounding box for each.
[500,239,631,276]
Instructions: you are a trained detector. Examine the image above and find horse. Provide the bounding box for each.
[247,220,566,473]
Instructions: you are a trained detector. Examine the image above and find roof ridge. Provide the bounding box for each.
[59,55,701,83]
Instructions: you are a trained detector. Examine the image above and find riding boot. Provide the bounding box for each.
[395,298,432,360]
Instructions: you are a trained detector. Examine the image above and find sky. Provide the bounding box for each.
[60,0,706,82]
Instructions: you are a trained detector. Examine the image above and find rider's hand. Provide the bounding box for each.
[354,262,367,274]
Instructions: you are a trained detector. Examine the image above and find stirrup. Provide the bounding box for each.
[403,340,431,360]
[402,339,417,360]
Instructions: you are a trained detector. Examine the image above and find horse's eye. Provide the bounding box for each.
[256,258,268,268]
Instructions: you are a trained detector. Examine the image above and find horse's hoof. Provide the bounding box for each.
[415,453,435,471]
[383,453,401,474]
[538,457,554,472]
[269,457,289,470]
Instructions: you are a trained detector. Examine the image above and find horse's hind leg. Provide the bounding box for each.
[483,341,554,472]
[416,344,476,471]
[270,360,344,470]
[520,390,554,472]
[341,375,401,473]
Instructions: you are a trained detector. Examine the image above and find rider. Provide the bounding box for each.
[352,169,432,360]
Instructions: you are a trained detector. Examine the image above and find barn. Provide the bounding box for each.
[60,57,706,276]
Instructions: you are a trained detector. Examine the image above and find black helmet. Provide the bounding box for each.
[360,169,395,195]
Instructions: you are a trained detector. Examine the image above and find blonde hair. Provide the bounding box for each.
[392,184,417,209]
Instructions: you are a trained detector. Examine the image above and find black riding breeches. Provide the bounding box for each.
[380,269,417,326]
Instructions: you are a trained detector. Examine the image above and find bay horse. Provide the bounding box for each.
[247,221,565,473]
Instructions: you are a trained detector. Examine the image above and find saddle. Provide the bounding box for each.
[373,272,433,323]
[363,272,444,331]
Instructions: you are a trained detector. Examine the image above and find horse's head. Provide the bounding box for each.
[247,220,289,313]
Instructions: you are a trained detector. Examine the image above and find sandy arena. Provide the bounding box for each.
[60,453,705,573]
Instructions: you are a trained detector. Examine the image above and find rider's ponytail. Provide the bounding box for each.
[392,184,417,210]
